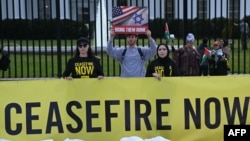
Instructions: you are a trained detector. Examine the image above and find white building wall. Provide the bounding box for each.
[1,0,45,19]
[239,0,250,19]
[210,0,221,19]
[1,0,250,20]
[174,0,250,19]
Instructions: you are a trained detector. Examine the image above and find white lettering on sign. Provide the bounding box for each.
[136,28,146,32]
[228,129,247,136]
[126,27,136,32]
[115,27,125,32]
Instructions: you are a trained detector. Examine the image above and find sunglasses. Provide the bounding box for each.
[78,43,88,48]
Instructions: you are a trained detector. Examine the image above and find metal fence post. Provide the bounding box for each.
[183,0,188,44]
[56,0,62,78]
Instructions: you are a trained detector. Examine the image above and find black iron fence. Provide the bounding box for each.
[0,0,250,78]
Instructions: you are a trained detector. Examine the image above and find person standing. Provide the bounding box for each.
[234,19,249,50]
[219,38,231,71]
[196,37,211,76]
[219,38,230,60]
[0,47,10,71]
[63,37,104,79]
[146,43,179,80]
[208,41,229,76]
[106,30,157,77]
[173,33,200,76]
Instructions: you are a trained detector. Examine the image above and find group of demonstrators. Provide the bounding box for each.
[62,30,231,80]
[196,37,230,76]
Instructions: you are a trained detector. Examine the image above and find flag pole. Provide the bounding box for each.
[164,22,170,45]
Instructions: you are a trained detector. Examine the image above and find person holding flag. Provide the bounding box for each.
[164,22,170,45]
[208,41,229,76]
[164,22,176,55]
[196,37,211,76]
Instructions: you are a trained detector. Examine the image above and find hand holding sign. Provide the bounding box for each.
[110,29,116,40]
[146,30,152,39]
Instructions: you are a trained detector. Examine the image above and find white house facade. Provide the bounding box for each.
[1,0,250,21]
[0,0,166,21]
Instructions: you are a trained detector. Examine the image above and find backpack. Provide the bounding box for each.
[121,47,144,61]
[0,49,11,71]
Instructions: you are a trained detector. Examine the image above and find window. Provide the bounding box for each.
[197,0,207,19]
[78,7,89,22]
[71,0,90,22]
[166,0,174,19]
[229,0,239,19]
[117,0,128,6]
[39,0,51,19]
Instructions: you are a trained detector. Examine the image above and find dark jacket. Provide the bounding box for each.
[0,48,10,71]
[173,47,200,76]
[196,43,210,66]
[146,57,179,77]
[208,49,228,76]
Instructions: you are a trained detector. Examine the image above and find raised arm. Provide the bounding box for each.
[142,30,157,60]
[106,29,124,61]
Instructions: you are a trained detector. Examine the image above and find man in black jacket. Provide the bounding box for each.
[196,38,211,76]
[0,48,10,71]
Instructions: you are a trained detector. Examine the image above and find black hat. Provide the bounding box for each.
[202,38,208,44]
[77,37,89,45]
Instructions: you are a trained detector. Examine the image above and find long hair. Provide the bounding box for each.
[74,45,94,58]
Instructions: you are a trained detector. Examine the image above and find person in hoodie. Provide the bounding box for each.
[196,37,211,76]
[146,43,179,80]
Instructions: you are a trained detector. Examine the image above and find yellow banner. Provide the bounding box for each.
[0,76,250,141]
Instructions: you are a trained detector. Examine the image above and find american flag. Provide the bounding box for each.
[112,6,141,25]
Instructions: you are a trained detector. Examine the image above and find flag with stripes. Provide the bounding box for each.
[112,6,148,34]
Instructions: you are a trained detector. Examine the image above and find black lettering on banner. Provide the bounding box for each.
[26,102,42,134]
[184,97,250,129]
[5,103,22,135]
[156,99,171,130]
[204,98,221,129]
[46,102,64,133]
[224,125,250,141]
[3,99,174,135]
[135,100,152,131]
[66,101,83,133]
[86,101,101,132]
[125,100,131,131]
[224,97,250,124]
[105,100,119,132]
[184,98,201,129]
